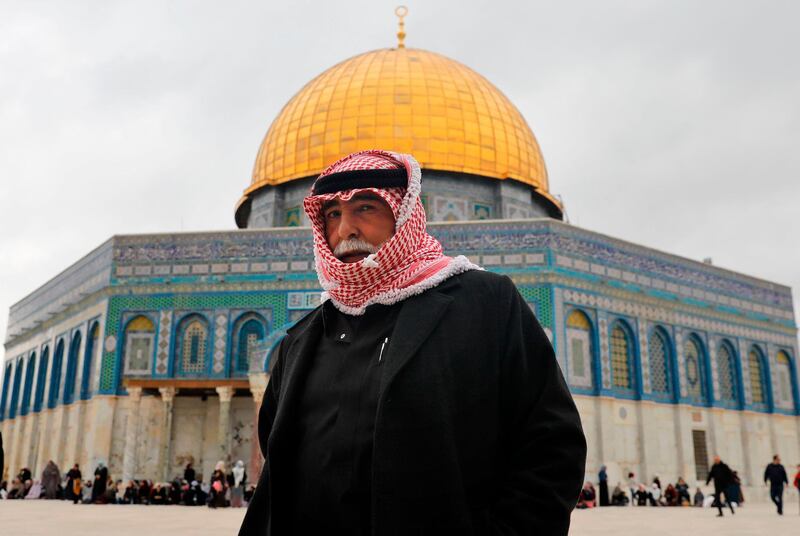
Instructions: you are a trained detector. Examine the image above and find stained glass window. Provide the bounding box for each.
[775,351,795,410]
[685,337,707,404]
[125,316,155,375]
[748,349,766,405]
[566,310,593,389]
[181,320,208,374]
[610,324,632,390]
[649,329,670,394]
[237,319,265,374]
[716,343,737,404]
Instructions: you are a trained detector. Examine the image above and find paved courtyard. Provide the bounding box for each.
[0,500,798,535]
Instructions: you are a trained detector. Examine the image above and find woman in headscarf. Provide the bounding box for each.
[598,465,609,506]
[230,460,247,507]
[92,461,108,503]
[41,460,61,499]
[209,461,228,508]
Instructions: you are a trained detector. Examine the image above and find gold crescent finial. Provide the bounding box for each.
[395,5,408,49]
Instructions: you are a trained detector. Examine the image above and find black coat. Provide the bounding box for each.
[706,462,734,491]
[240,270,587,535]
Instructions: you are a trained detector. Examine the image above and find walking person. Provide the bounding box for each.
[239,150,586,535]
[92,461,108,503]
[705,455,735,517]
[598,465,609,506]
[764,454,789,515]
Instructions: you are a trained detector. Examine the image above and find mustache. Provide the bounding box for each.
[333,238,380,258]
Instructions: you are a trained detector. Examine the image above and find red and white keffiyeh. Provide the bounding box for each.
[303,150,481,315]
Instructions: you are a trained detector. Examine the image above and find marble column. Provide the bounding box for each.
[216,386,234,464]
[248,373,269,478]
[121,387,143,482]
[158,387,177,481]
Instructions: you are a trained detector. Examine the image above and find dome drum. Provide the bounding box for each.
[239,170,560,229]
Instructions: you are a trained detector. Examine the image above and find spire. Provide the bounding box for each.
[395,5,408,49]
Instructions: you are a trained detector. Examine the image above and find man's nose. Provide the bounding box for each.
[337,210,359,240]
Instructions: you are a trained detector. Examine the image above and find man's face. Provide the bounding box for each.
[323,193,396,263]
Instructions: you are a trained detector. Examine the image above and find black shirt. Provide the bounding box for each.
[288,300,400,535]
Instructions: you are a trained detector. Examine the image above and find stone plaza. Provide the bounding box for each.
[1,499,799,536]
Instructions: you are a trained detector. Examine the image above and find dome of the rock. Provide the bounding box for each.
[236,47,559,224]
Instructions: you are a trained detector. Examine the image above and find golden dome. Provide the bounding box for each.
[239,47,557,214]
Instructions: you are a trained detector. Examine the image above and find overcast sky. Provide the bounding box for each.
[1,0,799,347]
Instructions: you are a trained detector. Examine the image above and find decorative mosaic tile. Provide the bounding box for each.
[99,292,288,393]
[639,321,651,393]
[213,313,228,374]
[155,311,172,375]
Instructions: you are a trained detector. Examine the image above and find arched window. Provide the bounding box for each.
[716,341,739,406]
[648,327,672,396]
[231,314,267,376]
[610,321,635,391]
[8,358,24,419]
[80,322,100,400]
[175,315,210,376]
[0,363,11,420]
[48,339,65,409]
[33,347,49,412]
[684,335,708,405]
[124,316,155,375]
[565,310,594,390]
[63,331,82,405]
[20,352,36,416]
[775,351,797,411]
[748,347,768,407]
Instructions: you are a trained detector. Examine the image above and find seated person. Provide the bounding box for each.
[693,487,704,507]
[663,483,678,506]
[611,483,629,506]
[576,482,596,509]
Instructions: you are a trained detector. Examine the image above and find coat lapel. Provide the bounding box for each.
[269,309,323,445]
[378,287,454,400]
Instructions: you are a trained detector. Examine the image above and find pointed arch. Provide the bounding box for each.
[231,312,268,376]
[48,338,65,409]
[63,330,82,405]
[124,315,155,375]
[8,357,24,419]
[610,320,637,393]
[715,339,740,407]
[565,309,595,391]
[20,351,37,416]
[774,350,797,412]
[748,346,769,408]
[33,346,49,412]
[0,362,11,420]
[174,314,211,377]
[648,326,675,399]
[684,334,709,406]
[81,321,100,400]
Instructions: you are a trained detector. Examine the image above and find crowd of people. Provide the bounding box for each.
[0,459,253,509]
[576,456,800,516]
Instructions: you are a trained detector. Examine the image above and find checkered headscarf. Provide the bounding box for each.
[303,150,480,315]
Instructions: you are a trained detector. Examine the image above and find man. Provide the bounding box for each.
[240,150,587,535]
[66,463,82,504]
[705,455,735,516]
[764,454,788,515]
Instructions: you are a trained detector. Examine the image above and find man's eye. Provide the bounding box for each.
[358,204,374,212]
[325,210,340,219]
